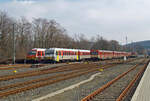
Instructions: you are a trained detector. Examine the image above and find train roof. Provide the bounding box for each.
[46,48,91,52]
[32,48,46,51]
[46,48,79,51]
[78,49,90,52]
[100,50,113,52]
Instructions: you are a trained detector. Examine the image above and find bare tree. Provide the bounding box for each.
[0,10,130,60]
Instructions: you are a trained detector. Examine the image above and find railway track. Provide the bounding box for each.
[116,61,149,101]
[0,58,133,70]
[0,64,33,70]
[81,59,149,101]
[0,59,132,81]
[0,63,99,81]
[0,59,134,98]
[0,64,115,98]
[0,58,136,99]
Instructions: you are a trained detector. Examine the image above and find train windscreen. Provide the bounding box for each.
[91,51,98,55]
[28,51,36,55]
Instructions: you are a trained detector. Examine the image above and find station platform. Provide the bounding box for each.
[131,62,150,101]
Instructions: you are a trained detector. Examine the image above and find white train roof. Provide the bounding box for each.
[99,50,113,52]
[78,49,90,52]
[32,48,46,51]
[46,48,79,51]
[46,48,90,52]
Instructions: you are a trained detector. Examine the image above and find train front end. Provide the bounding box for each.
[90,50,99,60]
[26,49,37,61]
[26,48,46,62]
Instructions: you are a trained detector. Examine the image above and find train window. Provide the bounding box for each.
[64,51,66,55]
[42,52,44,56]
[92,52,97,55]
[45,50,54,55]
[28,51,36,55]
[67,52,69,55]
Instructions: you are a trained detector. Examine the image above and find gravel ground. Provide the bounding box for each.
[0,60,107,77]
[1,71,98,101]
[33,59,144,101]
[0,63,91,88]
[0,63,69,77]
[0,58,139,101]
[0,61,109,87]
[91,61,146,101]
[123,65,146,101]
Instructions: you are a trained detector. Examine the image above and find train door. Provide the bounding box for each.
[100,51,102,59]
[61,50,63,60]
[56,51,59,62]
[78,51,80,60]
[76,51,79,61]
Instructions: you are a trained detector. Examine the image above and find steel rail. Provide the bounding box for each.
[0,63,98,81]
[116,60,149,101]
[81,59,145,101]
[0,63,116,91]
[0,59,136,98]
[0,63,82,77]
[0,68,99,98]
[0,66,97,91]
[0,58,126,81]
[0,64,32,70]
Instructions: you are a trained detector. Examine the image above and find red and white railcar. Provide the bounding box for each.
[90,50,131,60]
[78,50,91,60]
[101,50,114,59]
[26,48,46,61]
[44,48,91,62]
[44,48,79,62]
[90,50,114,59]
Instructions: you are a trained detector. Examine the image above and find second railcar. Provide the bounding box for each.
[78,50,91,60]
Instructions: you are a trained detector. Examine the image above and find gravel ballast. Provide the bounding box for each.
[33,59,144,101]
[0,58,143,101]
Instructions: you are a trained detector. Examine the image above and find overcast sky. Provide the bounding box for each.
[0,0,150,44]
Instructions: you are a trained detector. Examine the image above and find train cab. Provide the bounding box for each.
[26,48,46,61]
[90,50,99,60]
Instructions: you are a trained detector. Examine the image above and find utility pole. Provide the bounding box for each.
[126,36,128,52]
[12,24,15,64]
